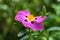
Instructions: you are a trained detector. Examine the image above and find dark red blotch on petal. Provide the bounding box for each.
[24,19,28,22]
[25,16,28,18]
[35,18,37,20]
[31,21,34,24]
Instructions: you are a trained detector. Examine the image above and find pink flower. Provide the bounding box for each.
[15,10,47,31]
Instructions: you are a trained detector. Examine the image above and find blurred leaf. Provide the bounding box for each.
[57,0,60,2]
[51,4,60,16]
[0,0,3,3]
[50,32,60,40]
[17,31,26,37]
[20,35,28,40]
[32,0,40,6]
[43,14,55,27]
[3,26,9,36]
[0,4,8,10]
[47,26,60,31]
[31,31,39,36]
[0,34,3,40]
[45,12,50,16]
[49,36,53,40]
[43,0,50,5]
[39,36,47,40]
[54,16,60,23]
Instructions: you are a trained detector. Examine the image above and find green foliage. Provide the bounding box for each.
[0,0,60,40]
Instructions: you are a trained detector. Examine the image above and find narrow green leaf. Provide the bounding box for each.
[47,26,60,31]
[17,31,25,37]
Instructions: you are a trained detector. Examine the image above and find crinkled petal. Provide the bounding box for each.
[34,16,47,23]
[22,20,31,28]
[22,20,44,31]
[15,15,26,22]
[15,10,30,22]
[17,10,30,16]
[30,22,44,31]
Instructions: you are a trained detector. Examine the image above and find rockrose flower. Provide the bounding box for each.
[15,10,47,31]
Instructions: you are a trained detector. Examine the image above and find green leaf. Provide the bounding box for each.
[17,31,25,37]
[49,36,54,40]
[40,36,47,40]
[20,35,28,40]
[51,4,60,16]
[47,26,60,31]
[50,32,60,40]
[43,0,50,5]
[0,4,8,10]
[57,0,60,2]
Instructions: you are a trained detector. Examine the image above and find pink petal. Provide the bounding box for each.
[16,10,30,16]
[21,20,31,28]
[29,22,44,31]
[22,20,44,31]
[15,15,26,22]
[34,16,47,23]
[15,10,30,22]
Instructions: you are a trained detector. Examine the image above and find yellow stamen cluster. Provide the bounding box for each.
[27,14,34,21]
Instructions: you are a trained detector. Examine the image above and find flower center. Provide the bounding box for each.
[27,14,34,21]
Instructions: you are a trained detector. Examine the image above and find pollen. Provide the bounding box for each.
[27,14,34,21]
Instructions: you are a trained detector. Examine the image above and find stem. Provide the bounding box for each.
[47,31,49,40]
[37,31,41,40]
[28,29,31,40]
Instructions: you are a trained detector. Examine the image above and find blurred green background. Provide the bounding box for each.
[0,0,60,40]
